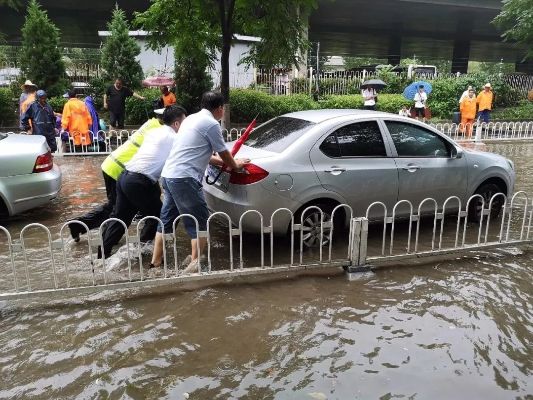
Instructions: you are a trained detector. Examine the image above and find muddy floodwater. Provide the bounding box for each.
[0,143,532,399]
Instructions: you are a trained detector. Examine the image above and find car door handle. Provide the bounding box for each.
[325,167,346,175]
[402,164,421,172]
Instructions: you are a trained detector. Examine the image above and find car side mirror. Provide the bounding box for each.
[451,147,463,159]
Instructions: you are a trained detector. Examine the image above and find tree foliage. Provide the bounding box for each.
[174,55,213,114]
[493,0,533,60]
[101,6,144,89]
[20,0,67,97]
[135,0,316,125]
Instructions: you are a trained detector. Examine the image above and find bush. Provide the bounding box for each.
[492,101,533,120]
[124,88,160,125]
[47,96,68,113]
[0,88,16,127]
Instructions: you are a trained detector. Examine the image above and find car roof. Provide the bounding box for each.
[283,109,394,123]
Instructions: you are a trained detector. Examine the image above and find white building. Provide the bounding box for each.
[97,30,259,88]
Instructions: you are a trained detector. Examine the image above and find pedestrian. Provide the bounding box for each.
[61,90,93,151]
[98,105,187,259]
[398,105,410,117]
[149,91,249,273]
[68,110,164,242]
[19,79,37,130]
[160,86,176,107]
[84,96,102,148]
[361,85,377,110]
[460,88,477,138]
[459,85,473,103]
[413,85,428,122]
[21,89,57,152]
[103,77,145,129]
[476,83,494,124]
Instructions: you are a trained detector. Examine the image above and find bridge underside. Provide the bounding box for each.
[309,0,531,73]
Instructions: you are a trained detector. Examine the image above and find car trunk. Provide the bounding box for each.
[0,134,50,177]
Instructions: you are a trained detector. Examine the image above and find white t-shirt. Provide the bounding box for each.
[459,90,469,104]
[398,109,410,117]
[414,91,428,108]
[161,109,228,183]
[362,88,376,106]
[126,124,176,182]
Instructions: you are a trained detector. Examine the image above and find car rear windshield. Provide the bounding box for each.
[0,133,7,141]
[245,117,315,153]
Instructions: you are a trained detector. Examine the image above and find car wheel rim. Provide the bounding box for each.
[476,189,501,218]
[301,211,331,248]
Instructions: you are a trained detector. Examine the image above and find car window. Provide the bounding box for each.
[245,117,315,153]
[0,133,7,141]
[320,121,386,158]
[335,121,386,157]
[385,121,450,157]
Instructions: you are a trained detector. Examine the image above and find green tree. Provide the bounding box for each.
[19,0,66,97]
[135,0,317,126]
[101,6,144,89]
[493,0,533,60]
[174,55,213,114]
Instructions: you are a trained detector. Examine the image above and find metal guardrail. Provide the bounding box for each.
[0,192,531,300]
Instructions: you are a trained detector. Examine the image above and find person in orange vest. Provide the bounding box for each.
[160,86,177,107]
[476,83,494,124]
[460,88,477,138]
[61,90,92,150]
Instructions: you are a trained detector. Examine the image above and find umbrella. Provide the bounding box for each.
[403,81,432,100]
[361,79,387,90]
[142,76,175,88]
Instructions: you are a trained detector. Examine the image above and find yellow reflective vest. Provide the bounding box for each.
[101,118,162,180]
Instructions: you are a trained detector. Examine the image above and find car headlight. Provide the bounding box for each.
[507,159,514,171]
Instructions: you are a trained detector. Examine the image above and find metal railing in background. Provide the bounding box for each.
[1,191,531,300]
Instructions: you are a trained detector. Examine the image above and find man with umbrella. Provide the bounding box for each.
[413,85,428,122]
[361,79,386,111]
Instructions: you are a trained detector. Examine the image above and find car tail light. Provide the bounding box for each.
[33,151,53,173]
[229,163,269,185]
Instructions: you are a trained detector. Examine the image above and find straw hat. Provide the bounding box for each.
[484,83,491,88]
[21,79,37,89]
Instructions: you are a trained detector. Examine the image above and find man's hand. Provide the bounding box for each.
[26,130,32,135]
[140,96,145,101]
[234,158,250,170]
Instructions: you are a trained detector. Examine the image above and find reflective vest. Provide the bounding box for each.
[101,118,162,180]
[460,96,477,120]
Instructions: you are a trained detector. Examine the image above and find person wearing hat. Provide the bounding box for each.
[19,79,37,129]
[459,85,473,104]
[21,89,57,152]
[68,108,166,242]
[476,83,494,124]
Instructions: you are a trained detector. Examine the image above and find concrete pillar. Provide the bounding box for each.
[388,35,402,66]
[451,16,472,74]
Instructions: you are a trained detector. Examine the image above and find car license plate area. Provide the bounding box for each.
[206,165,230,192]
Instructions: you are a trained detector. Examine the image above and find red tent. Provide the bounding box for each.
[142,76,175,88]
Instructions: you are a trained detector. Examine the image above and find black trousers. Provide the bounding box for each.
[99,170,162,257]
[109,110,125,129]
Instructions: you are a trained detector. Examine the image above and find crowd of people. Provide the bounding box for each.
[68,91,248,274]
[19,77,179,151]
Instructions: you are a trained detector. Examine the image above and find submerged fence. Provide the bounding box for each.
[1,191,531,300]
[3,120,533,157]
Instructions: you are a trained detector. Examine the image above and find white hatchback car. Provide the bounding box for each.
[204,110,515,246]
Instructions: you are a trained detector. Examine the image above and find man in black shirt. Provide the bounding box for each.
[103,77,145,128]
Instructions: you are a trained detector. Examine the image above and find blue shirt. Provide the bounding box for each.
[161,109,227,182]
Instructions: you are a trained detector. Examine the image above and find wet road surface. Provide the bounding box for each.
[0,143,532,399]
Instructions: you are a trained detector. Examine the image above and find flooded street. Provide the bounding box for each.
[0,143,532,399]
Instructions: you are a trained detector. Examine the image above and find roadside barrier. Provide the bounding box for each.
[1,192,531,300]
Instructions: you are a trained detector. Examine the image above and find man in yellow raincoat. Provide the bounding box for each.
[460,88,477,138]
[61,90,92,149]
[476,83,494,124]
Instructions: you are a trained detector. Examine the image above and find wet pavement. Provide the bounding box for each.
[0,143,532,399]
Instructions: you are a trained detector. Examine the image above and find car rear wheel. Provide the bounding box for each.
[467,183,505,223]
[295,203,345,248]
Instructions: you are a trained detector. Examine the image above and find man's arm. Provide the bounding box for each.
[103,93,108,109]
[217,150,249,170]
[21,105,32,133]
[132,92,145,100]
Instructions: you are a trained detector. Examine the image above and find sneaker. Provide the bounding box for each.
[182,258,201,274]
[179,255,192,269]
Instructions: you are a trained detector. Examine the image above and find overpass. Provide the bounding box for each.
[0,0,530,73]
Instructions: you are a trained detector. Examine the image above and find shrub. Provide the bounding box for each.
[174,55,213,114]
[492,101,533,120]
[47,97,67,113]
[124,88,160,125]
[0,88,16,127]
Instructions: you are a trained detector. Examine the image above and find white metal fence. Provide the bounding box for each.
[1,191,531,300]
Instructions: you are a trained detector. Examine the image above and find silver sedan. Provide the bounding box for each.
[0,133,62,216]
[204,110,515,246]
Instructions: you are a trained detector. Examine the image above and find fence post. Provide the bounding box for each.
[347,217,371,273]
[309,67,313,96]
[474,122,482,142]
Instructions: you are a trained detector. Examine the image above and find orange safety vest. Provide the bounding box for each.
[460,96,477,120]
[476,90,493,111]
[62,98,93,146]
